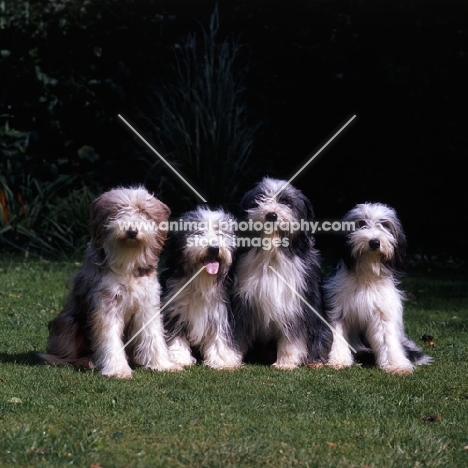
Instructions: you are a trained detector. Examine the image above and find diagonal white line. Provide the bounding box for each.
[272,114,356,198]
[268,266,357,353]
[118,114,208,203]
[121,265,206,351]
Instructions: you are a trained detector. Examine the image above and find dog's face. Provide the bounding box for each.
[175,208,236,278]
[240,177,314,242]
[90,186,170,257]
[343,203,406,270]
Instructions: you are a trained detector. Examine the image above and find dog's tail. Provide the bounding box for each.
[403,338,433,365]
[38,353,95,369]
[39,306,94,369]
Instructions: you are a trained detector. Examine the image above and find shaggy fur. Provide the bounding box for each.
[323,202,432,375]
[39,186,181,378]
[231,177,330,369]
[162,207,242,369]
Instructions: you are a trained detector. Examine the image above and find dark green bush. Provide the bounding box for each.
[140,6,259,210]
[0,1,259,256]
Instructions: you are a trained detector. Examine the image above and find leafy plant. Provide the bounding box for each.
[0,118,96,258]
[141,6,261,212]
[0,173,95,258]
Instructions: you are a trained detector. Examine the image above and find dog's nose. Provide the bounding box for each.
[126,228,139,239]
[369,238,380,250]
[207,245,219,256]
[265,212,278,221]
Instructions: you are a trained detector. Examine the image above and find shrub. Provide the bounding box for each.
[140,6,260,211]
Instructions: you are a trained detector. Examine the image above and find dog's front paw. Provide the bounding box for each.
[204,353,243,370]
[327,349,354,369]
[272,361,298,370]
[147,360,185,372]
[327,359,353,370]
[101,364,133,379]
[162,363,185,372]
[206,360,243,370]
[168,347,197,367]
[170,354,197,367]
[382,364,414,376]
[306,361,325,369]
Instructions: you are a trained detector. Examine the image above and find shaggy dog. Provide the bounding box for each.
[231,177,330,369]
[323,202,432,375]
[162,207,242,369]
[39,186,181,378]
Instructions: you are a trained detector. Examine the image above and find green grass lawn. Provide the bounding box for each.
[0,258,467,467]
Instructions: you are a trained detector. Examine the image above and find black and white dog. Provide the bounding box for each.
[323,202,432,375]
[231,177,330,369]
[161,207,242,369]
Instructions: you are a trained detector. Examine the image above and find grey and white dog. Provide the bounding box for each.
[324,202,432,375]
[231,177,329,369]
[40,186,180,378]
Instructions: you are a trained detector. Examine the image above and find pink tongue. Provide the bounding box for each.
[204,260,219,275]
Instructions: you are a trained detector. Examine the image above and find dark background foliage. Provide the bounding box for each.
[0,0,466,261]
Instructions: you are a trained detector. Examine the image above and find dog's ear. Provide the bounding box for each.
[383,208,407,271]
[338,210,357,271]
[302,194,315,220]
[391,222,407,271]
[145,197,171,223]
[146,197,171,248]
[342,235,357,271]
[151,197,172,255]
[90,192,114,249]
[157,200,171,221]
[239,187,257,215]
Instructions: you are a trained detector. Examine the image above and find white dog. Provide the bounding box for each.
[39,186,181,378]
[324,203,432,375]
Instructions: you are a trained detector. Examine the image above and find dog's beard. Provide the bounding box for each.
[102,229,159,276]
[119,237,142,248]
[356,251,383,276]
[349,231,395,277]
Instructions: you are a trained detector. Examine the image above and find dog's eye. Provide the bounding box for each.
[356,220,367,229]
[381,221,391,230]
[244,200,258,210]
[278,196,292,207]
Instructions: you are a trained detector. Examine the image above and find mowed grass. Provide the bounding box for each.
[0,258,467,467]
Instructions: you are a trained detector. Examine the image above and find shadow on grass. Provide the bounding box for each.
[0,352,96,375]
[0,351,43,366]
[244,339,277,366]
